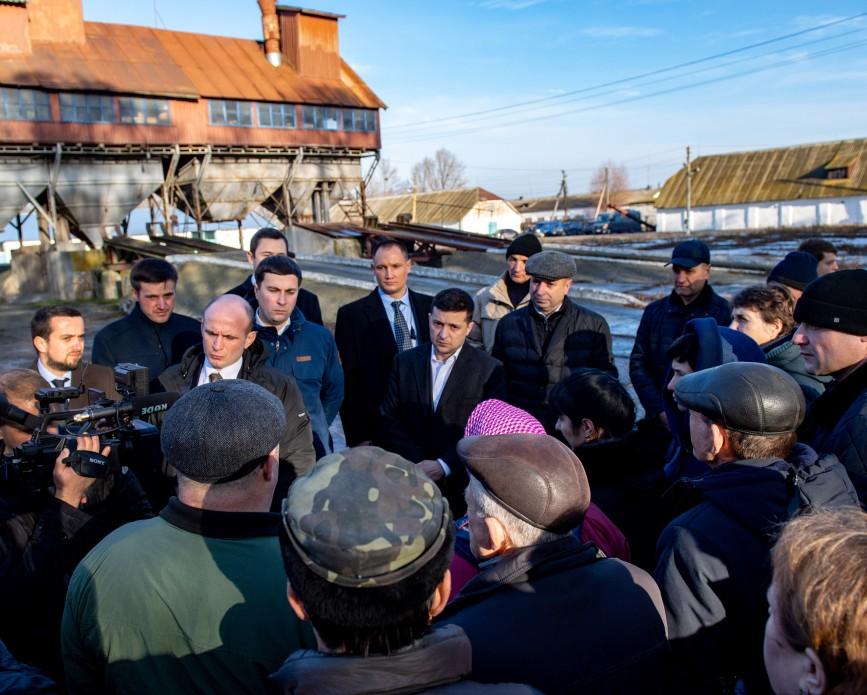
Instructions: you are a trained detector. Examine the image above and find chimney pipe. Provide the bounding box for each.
[258,0,282,67]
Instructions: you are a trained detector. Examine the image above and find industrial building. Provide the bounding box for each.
[0,0,384,248]
[331,187,524,236]
[513,188,659,226]
[655,138,867,232]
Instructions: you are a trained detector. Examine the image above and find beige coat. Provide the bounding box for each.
[468,273,531,352]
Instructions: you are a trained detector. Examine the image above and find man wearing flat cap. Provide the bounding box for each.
[439,433,670,693]
[794,268,867,501]
[655,362,858,693]
[272,446,539,694]
[62,380,314,695]
[630,239,731,422]
[469,233,543,353]
[492,250,616,432]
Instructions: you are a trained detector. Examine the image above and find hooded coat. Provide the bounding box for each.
[654,444,858,693]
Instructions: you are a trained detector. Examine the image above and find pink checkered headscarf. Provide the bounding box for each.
[463,399,546,437]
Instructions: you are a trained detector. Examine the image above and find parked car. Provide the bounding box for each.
[592,210,643,234]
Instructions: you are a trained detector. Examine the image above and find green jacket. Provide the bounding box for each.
[62,498,314,695]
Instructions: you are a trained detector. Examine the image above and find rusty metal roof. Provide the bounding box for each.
[656,139,867,209]
[0,21,385,108]
[334,188,513,226]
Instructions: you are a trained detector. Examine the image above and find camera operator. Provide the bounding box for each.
[0,368,153,680]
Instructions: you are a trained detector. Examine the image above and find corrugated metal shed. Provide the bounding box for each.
[512,194,595,214]
[656,139,867,209]
[337,188,510,226]
[0,21,385,108]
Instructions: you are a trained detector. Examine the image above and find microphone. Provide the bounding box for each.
[71,392,180,423]
[0,394,44,431]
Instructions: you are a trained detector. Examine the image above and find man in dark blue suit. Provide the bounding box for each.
[379,288,506,515]
[335,240,432,446]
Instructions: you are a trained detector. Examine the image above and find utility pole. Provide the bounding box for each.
[604,167,610,208]
[552,170,568,218]
[684,146,699,235]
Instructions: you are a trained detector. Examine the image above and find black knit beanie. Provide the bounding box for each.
[767,251,818,291]
[507,233,543,259]
[794,268,867,336]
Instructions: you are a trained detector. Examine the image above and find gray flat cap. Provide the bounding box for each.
[161,380,287,483]
[458,433,590,533]
[525,250,576,281]
[674,362,806,435]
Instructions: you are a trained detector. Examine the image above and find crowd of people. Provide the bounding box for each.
[0,227,865,694]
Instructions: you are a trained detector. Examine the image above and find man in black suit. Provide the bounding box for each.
[335,239,433,446]
[227,227,323,326]
[379,288,506,514]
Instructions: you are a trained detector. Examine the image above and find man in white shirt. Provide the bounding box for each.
[158,294,315,504]
[30,306,118,408]
[379,288,506,515]
[335,240,433,446]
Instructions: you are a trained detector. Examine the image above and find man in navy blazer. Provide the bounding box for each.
[335,240,433,446]
[379,288,506,515]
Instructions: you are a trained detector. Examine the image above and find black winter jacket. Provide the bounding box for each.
[654,444,858,693]
[0,470,152,679]
[91,304,200,380]
[629,285,731,418]
[492,298,616,431]
[800,359,867,503]
[440,535,670,694]
[158,339,317,503]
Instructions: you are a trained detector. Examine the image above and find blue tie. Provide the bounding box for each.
[392,300,413,352]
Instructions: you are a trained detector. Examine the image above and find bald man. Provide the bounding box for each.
[158,295,315,505]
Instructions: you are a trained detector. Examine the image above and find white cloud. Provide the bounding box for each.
[580,26,663,39]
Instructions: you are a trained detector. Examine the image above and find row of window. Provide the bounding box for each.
[0,87,377,132]
[208,100,377,132]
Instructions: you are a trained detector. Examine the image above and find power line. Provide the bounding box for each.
[386,37,867,145]
[385,11,867,133]
[387,27,863,139]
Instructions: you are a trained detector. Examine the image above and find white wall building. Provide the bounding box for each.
[656,139,867,232]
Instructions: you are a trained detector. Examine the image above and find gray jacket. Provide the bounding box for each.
[468,274,530,353]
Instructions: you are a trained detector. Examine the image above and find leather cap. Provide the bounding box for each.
[457,433,590,533]
[674,362,806,435]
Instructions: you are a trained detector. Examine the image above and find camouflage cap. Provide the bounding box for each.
[282,446,451,588]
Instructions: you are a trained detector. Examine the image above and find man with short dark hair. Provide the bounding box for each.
[492,250,616,432]
[336,240,433,446]
[630,239,731,422]
[794,268,867,501]
[379,288,506,514]
[92,258,200,378]
[254,255,342,458]
[655,362,858,692]
[440,433,670,693]
[798,237,839,275]
[227,226,323,325]
[30,305,117,408]
[62,380,314,694]
[469,233,543,352]
[273,446,538,694]
[158,294,315,502]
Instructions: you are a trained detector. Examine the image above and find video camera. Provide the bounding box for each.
[1,364,178,496]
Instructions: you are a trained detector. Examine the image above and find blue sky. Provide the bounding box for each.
[50,2,867,199]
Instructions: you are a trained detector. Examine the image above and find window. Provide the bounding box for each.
[118,97,171,125]
[826,167,849,180]
[301,105,339,130]
[258,102,297,129]
[59,93,115,123]
[0,87,51,121]
[342,108,377,132]
[208,100,253,127]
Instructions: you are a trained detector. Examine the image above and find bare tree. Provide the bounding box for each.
[589,161,630,207]
[411,148,467,192]
[366,158,407,197]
